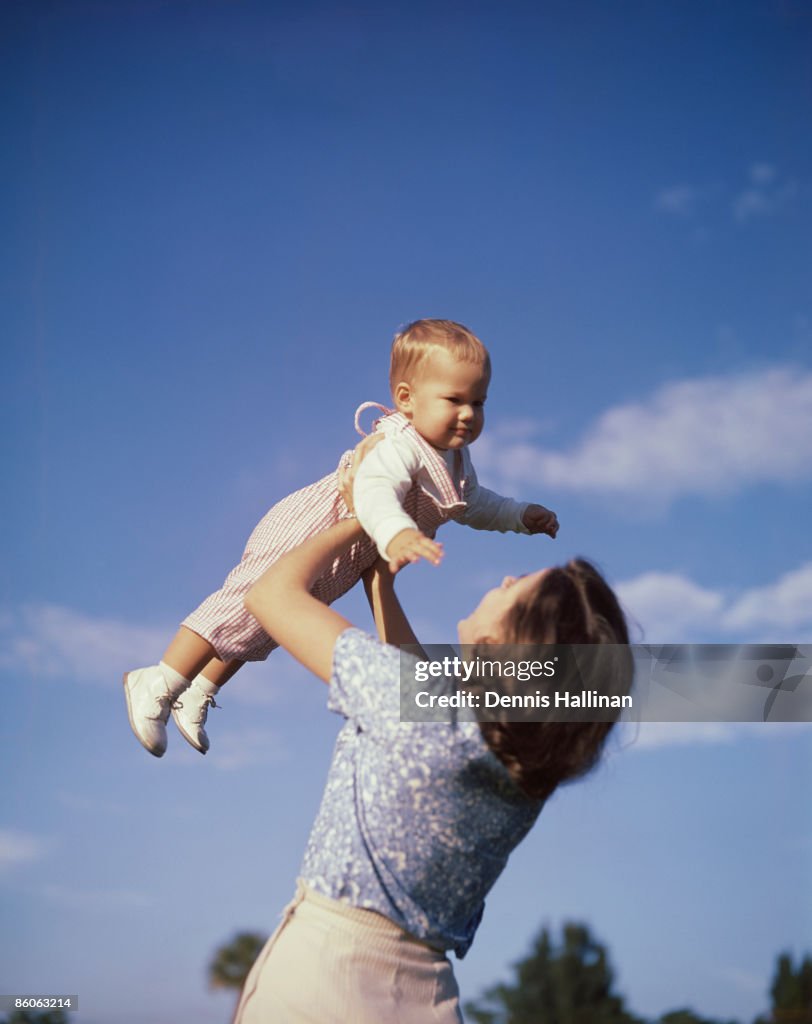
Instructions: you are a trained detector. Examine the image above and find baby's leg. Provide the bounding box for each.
[161,625,222,680]
[124,627,228,758]
[197,656,244,687]
[162,632,246,755]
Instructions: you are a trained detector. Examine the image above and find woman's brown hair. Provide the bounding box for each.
[476,559,632,802]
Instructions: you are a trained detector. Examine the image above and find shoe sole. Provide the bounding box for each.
[171,706,208,755]
[123,672,166,758]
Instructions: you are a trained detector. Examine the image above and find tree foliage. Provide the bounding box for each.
[0,1013,69,1024]
[464,921,810,1024]
[754,952,812,1024]
[208,930,268,992]
[464,921,642,1024]
[658,1010,737,1024]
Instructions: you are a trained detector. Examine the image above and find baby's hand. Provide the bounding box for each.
[522,503,559,538]
[386,529,444,573]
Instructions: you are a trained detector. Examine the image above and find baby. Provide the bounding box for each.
[123,319,558,757]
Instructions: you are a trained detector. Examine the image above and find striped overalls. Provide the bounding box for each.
[182,405,468,662]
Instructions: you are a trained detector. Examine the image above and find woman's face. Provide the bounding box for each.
[457,569,549,644]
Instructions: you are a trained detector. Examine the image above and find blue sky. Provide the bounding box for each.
[3,1,811,1021]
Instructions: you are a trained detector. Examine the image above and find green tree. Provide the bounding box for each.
[0,1012,69,1024]
[658,1010,738,1024]
[754,952,812,1024]
[464,921,642,1024]
[208,930,268,995]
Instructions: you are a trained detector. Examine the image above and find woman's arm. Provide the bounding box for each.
[244,519,364,683]
[362,559,427,658]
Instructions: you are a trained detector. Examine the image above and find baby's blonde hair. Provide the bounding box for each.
[389,319,491,393]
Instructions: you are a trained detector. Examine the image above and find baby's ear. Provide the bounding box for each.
[393,381,413,414]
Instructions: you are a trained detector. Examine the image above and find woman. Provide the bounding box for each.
[233,515,631,1023]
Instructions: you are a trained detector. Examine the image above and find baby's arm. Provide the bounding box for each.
[353,435,444,571]
[460,464,559,538]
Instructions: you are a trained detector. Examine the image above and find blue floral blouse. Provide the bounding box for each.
[299,628,544,958]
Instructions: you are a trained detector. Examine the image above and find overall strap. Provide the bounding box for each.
[352,402,466,510]
[389,413,465,509]
[354,401,395,437]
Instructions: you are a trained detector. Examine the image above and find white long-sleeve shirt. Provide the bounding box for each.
[353,417,530,560]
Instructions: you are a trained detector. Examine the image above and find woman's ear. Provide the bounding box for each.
[393,381,413,415]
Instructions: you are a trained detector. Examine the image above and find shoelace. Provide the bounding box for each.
[150,691,219,722]
[146,688,180,721]
[191,694,219,725]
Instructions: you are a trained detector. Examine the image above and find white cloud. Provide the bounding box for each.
[618,721,812,751]
[617,562,812,644]
[476,367,812,505]
[596,563,812,734]
[0,828,48,873]
[750,162,777,185]
[722,562,812,633]
[489,417,546,442]
[0,605,289,703]
[656,164,801,225]
[0,605,169,685]
[618,722,741,750]
[733,187,772,222]
[655,185,699,215]
[616,572,724,642]
[733,168,798,223]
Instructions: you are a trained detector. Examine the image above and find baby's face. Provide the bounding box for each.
[397,349,488,450]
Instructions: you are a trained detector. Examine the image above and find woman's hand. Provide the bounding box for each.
[337,433,385,515]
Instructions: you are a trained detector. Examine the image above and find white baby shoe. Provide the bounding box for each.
[171,675,220,754]
[123,664,188,758]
